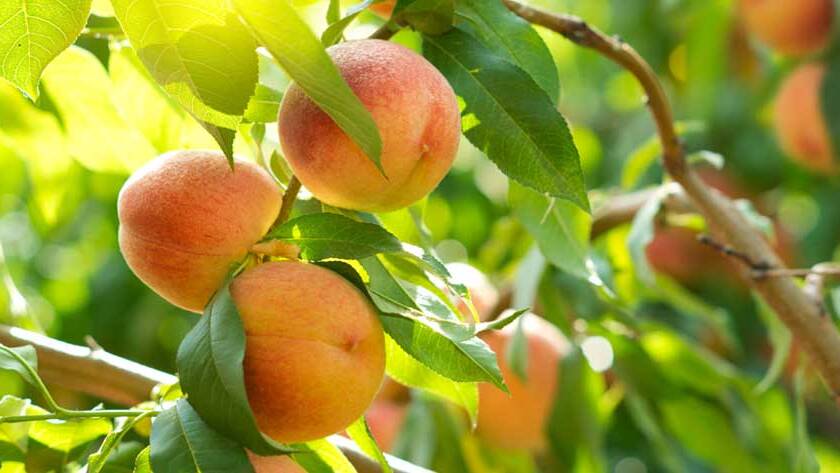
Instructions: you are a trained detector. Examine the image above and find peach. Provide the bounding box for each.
[231,261,386,443]
[774,63,835,173]
[365,400,407,452]
[118,150,281,313]
[740,0,834,56]
[247,451,305,473]
[278,39,460,212]
[478,316,569,451]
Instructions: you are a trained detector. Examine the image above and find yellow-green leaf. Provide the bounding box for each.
[0,0,92,98]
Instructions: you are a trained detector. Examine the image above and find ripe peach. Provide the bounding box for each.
[774,63,835,173]
[478,316,569,451]
[365,400,407,452]
[278,39,460,212]
[232,261,386,443]
[370,0,395,18]
[247,452,305,473]
[118,150,281,313]
[740,0,834,56]
[447,262,499,321]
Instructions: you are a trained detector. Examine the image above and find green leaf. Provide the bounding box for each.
[0,0,91,98]
[108,47,216,155]
[110,0,259,159]
[661,397,764,473]
[176,284,292,455]
[362,257,506,389]
[293,438,355,473]
[27,408,112,454]
[0,395,30,452]
[41,46,157,173]
[0,345,37,387]
[150,400,254,473]
[505,317,529,381]
[626,186,667,285]
[380,315,505,388]
[234,0,383,170]
[384,335,478,425]
[546,349,606,471]
[821,57,840,166]
[133,447,151,473]
[624,393,685,473]
[100,441,146,473]
[244,84,283,124]
[424,27,587,210]
[509,182,599,283]
[792,369,819,473]
[394,0,455,35]
[265,213,403,260]
[454,0,559,100]
[88,413,155,473]
[754,296,792,393]
[321,0,375,47]
[346,417,392,473]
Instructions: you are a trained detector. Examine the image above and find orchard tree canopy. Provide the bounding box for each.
[2,0,840,472]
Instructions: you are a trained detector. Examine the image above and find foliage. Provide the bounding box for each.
[0,0,839,472]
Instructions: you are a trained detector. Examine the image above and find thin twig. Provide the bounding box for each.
[369,22,400,41]
[275,176,301,227]
[503,0,840,401]
[697,234,772,272]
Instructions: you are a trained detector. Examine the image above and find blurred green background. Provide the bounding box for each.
[3,0,840,471]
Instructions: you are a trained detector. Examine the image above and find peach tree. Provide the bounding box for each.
[0,0,839,472]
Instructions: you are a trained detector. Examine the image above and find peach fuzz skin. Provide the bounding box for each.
[740,0,834,56]
[118,150,281,313]
[278,39,460,212]
[774,63,835,174]
[231,261,386,443]
[247,451,305,473]
[478,316,569,452]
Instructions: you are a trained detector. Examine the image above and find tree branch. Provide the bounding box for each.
[0,325,429,473]
[504,0,840,402]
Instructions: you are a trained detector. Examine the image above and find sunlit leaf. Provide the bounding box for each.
[110,0,259,158]
[234,0,383,169]
[384,335,478,425]
[293,438,355,473]
[108,46,216,155]
[0,345,37,388]
[264,213,402,260]
[346,417,392,473]
[0,0,91,98]
[0,395,30,452]
[42,47,157,173]
[27,406,112,454]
